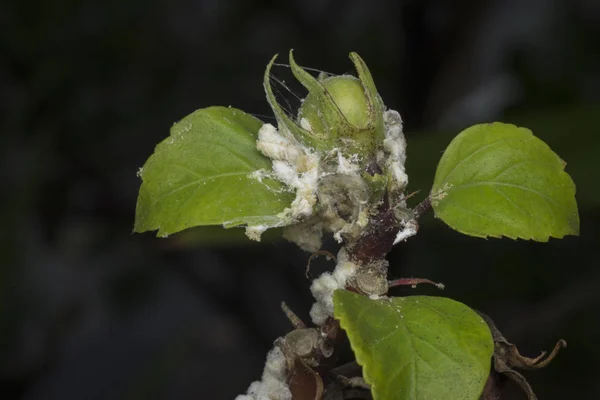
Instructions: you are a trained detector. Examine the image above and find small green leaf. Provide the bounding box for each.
[431,122,579,240]
[135,106,294,236]
[333,290,493,400]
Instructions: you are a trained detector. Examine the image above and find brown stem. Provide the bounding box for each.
[480,370,505,400]
[388,277,445,290]
[287,195,402,398]
[412,196,432,220]
[347,197,401,265]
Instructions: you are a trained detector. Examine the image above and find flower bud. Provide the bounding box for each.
[263,51,385,163]
[299,75,370,132]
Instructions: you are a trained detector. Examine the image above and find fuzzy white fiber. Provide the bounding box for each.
[393,219,418,245]
[309,248,358,325]
[383,110,408,193]
[256,124,300,163]
[235,346,291,400]
[250,123,321,235]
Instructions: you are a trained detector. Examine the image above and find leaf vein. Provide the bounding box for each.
[411,332,463,369]
[154,172,251,203]
[492,186,532,219]
[457,181,559,206]
[439,138,509,185]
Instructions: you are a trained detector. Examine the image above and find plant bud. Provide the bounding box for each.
[263,51,386,163]
[299,75,370,133]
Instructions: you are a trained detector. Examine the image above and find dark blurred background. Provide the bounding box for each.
[1,0,599,399]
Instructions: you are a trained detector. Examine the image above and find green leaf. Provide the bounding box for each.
[333,290,493,400]
[134,106,294,237]
[431,122,579,240]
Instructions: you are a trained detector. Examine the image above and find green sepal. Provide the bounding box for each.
[290,50,356,141]
[349,52,386,143]
[263,54,325,149]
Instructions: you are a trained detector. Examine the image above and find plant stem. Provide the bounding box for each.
[412,195,432,220]
[348,197,401,265]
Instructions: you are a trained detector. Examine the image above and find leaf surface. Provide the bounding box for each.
[135,106,293,236]
[333,290,493,400]
[431,122,579,240]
